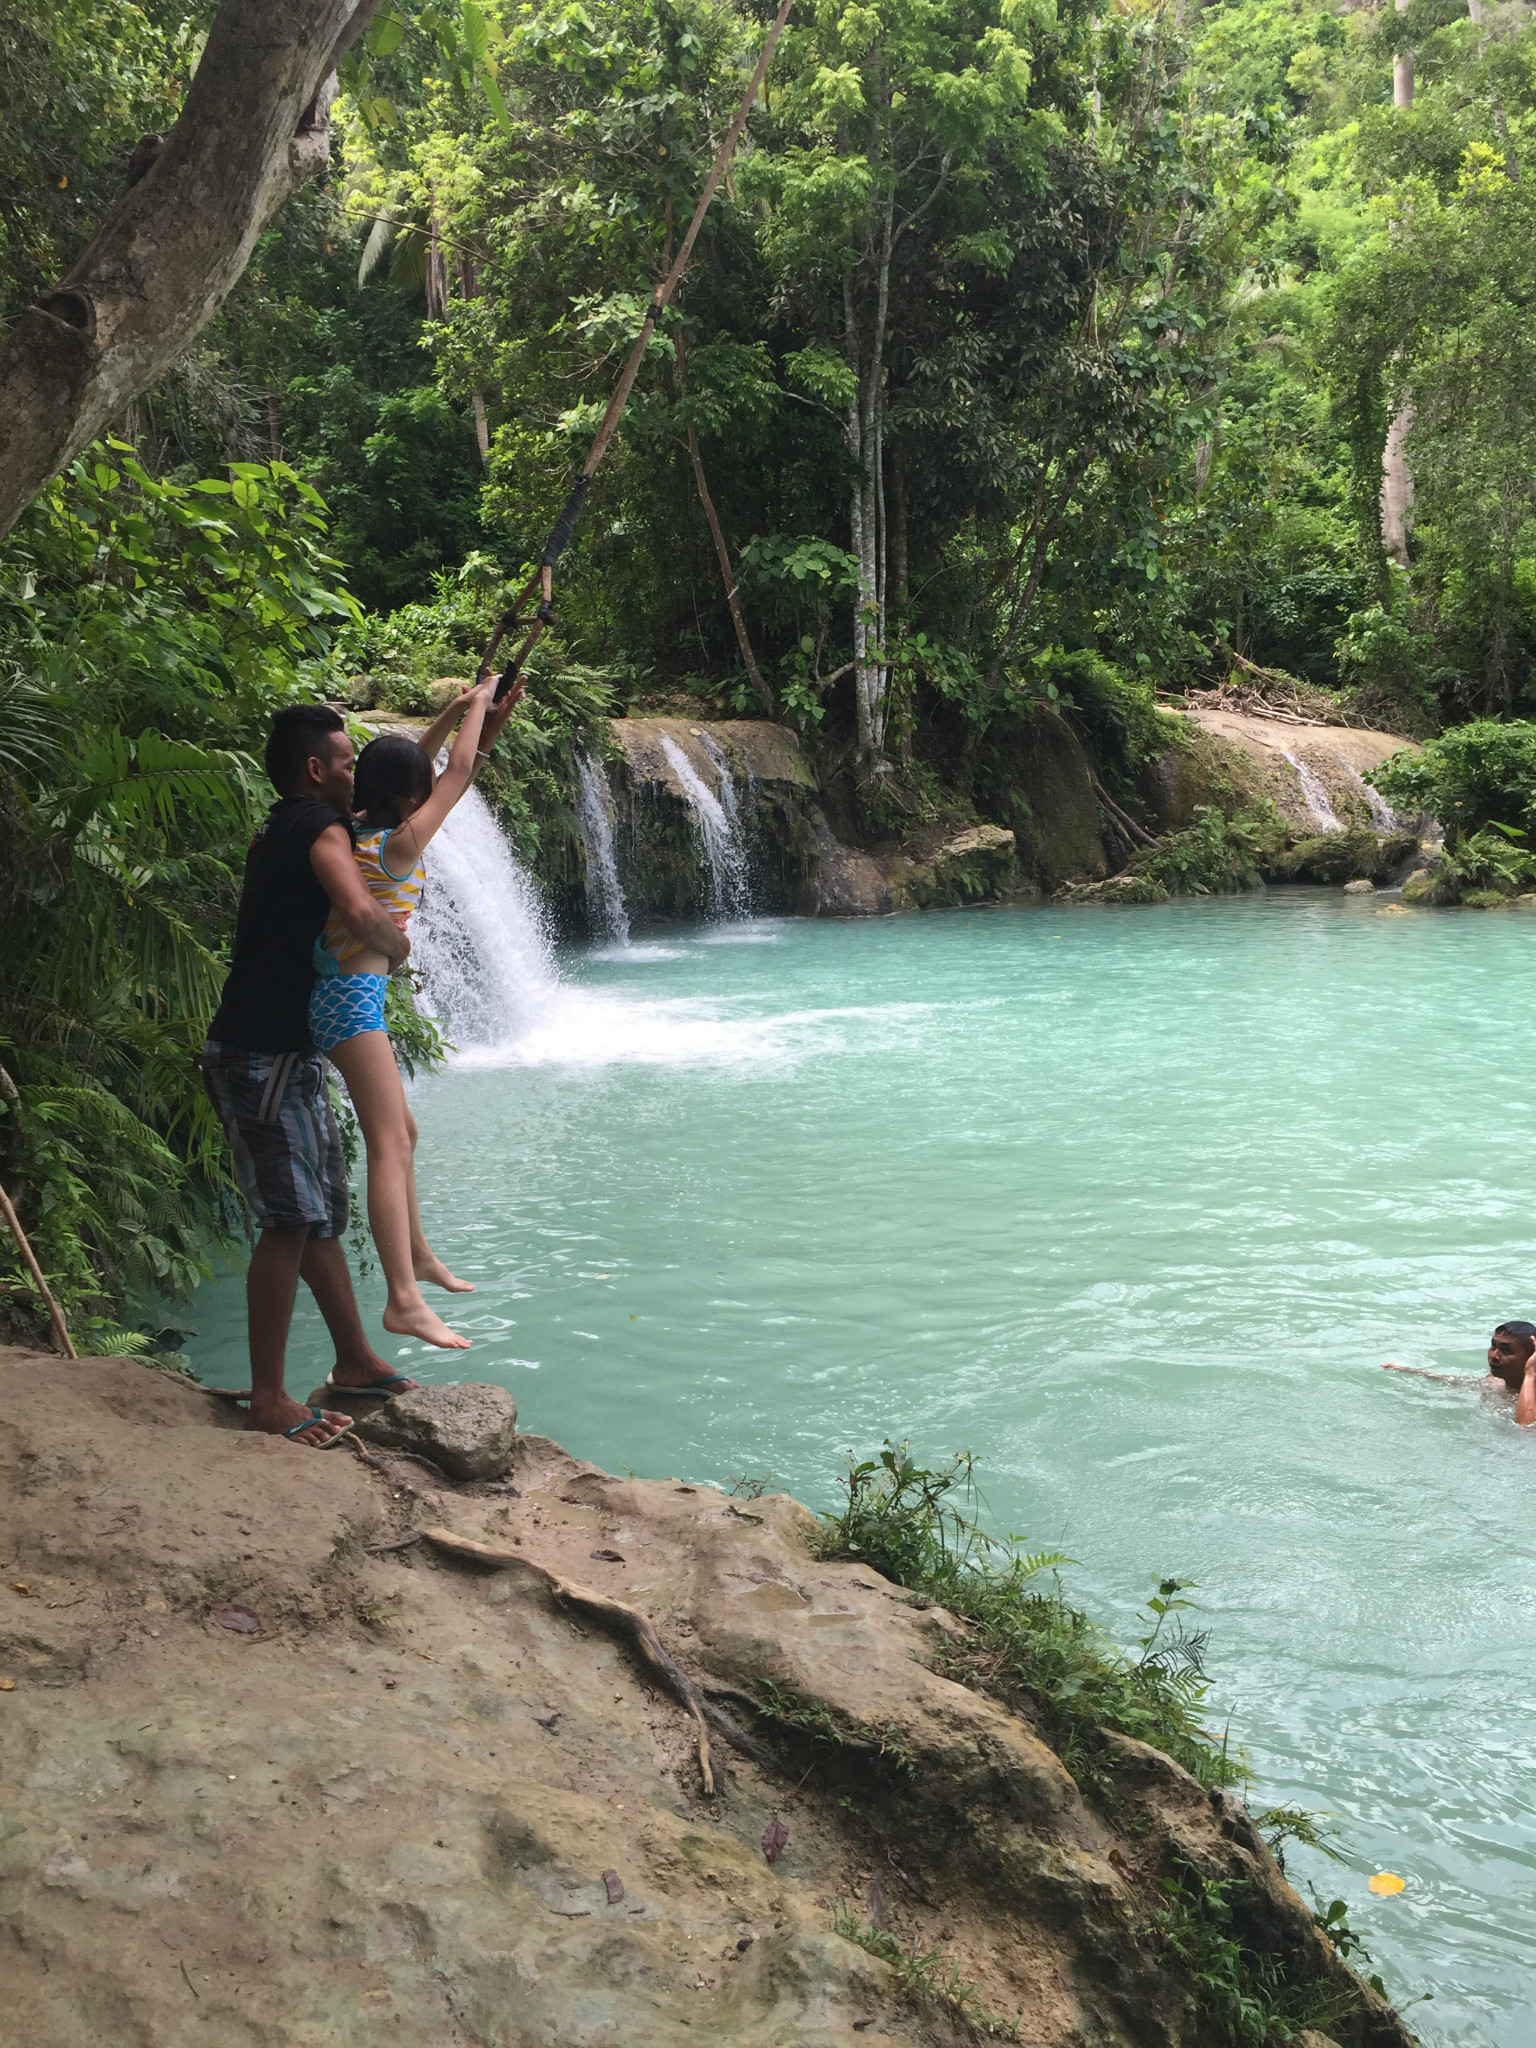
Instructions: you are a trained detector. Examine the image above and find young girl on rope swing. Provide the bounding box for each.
[310,674,520,1352]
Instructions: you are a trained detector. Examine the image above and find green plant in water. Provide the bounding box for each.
[832,1905,1021,2040]
[1250,1804,1344,1872]
[814,1443,1240,1789]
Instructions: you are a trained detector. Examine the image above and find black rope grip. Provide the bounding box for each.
[540,473,592,570]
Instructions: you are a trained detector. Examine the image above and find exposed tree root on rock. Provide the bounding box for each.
[420,1523,716,1796]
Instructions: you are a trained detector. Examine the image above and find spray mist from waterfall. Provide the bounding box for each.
[411,786,793,1067]
[411,787,562,1050]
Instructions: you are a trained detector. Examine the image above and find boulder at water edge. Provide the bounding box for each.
[310,1382,517,1480]
[800,804,893,916]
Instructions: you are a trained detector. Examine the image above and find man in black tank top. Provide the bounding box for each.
[202,707,420,1446]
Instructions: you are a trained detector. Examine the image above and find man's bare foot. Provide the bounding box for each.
[413,1251,475,1294]
[382,1300,472,1350]
[246,1395,354,1446]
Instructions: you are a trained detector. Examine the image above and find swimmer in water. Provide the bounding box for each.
[1381,1319,1536,1425]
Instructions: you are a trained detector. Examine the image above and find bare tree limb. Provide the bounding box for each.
[0,0,381,538]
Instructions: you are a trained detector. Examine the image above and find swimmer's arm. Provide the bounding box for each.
[310,825,409,964]
[1379,1363,1473,1384]
[1518,1347,1536,1428]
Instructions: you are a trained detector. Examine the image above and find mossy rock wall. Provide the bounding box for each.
[1141,727,1271,831]
[599,718,818,929]
[982,708,1106,890]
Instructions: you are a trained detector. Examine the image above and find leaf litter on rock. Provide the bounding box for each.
[590,1548,626,1563]
[603,1869,625,1903]
[762,1817,789,1865]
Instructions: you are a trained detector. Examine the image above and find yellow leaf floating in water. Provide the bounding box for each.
[1368,1872,1406,1896]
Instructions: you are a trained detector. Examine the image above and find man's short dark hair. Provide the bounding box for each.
[1495,1320,1536,1340]
[265,705,346,796]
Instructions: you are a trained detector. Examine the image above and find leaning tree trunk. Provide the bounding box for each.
[846,142,896,763]
[0,0,379,540]
[1381,0,1414,566]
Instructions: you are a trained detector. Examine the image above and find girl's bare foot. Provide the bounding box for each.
[413,1253,475,1294]
[382,1300,472,1350]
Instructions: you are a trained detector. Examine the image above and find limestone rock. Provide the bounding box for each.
[1342,878,1375,894]
[1176,706,1418,837]
[596,716,819,925]
[883,822,1021,908]
[1061,873,1169,906]
[1274,829,1417,884]
[982,707,1106,890]
[801,805,893,916]
[0,1353,1416,2048]
[339,1382,517,1481]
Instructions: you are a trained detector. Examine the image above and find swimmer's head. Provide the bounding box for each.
[1489,1321,1536,1385]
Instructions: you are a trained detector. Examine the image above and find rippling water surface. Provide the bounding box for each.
[193,891,1536,2042]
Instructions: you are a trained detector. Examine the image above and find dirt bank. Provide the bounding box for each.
[0,1355,1414,2047]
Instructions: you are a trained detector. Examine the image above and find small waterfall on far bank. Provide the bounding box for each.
[1278,748,1344,833]
[1351,766,1397,832]
[412,787,561,1048]
[574,753,631,945]
[660,733,752,920]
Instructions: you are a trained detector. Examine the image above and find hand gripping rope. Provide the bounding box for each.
[479,0,795,702]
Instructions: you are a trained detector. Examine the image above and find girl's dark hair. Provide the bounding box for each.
[353,734,433,827]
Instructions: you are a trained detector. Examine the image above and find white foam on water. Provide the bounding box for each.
[588,943,691,963]
[695,919,785,946]
[449,996,941,1073]
[414,790,931,1072]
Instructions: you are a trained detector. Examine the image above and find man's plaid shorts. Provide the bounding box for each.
[199,1039,349,1237]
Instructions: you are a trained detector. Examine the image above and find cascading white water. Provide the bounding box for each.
[661,732,752,920]
[1278,748,1344,833]
[573,753,631,945]
[1351,765,1397,832]
[411,787,561,1048]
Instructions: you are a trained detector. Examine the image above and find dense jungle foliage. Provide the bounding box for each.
[6,0,1536,1340]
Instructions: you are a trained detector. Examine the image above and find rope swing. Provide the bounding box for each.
[478,0,795,700]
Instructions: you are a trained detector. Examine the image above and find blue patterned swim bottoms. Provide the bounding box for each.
[308,973,387,1053]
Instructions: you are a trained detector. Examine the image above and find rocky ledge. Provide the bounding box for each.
[1,1354,1414,2047]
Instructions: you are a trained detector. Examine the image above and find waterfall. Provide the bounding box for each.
[1278,748,1344,833]
[411,787,560,1049]
[660,732,752,920]
[1351,766,1397,832]
[573,753,630,945]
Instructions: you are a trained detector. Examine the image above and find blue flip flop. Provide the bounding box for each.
[322,1374,415,1397]
[282,1407,355,1447]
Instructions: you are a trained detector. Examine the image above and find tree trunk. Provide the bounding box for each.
[849,141,895,763]
[1380,401,1414,568]
[890,439,908,612]
[1382,0,1413,568]
[672,329,770,709]
[0,0,378,539]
